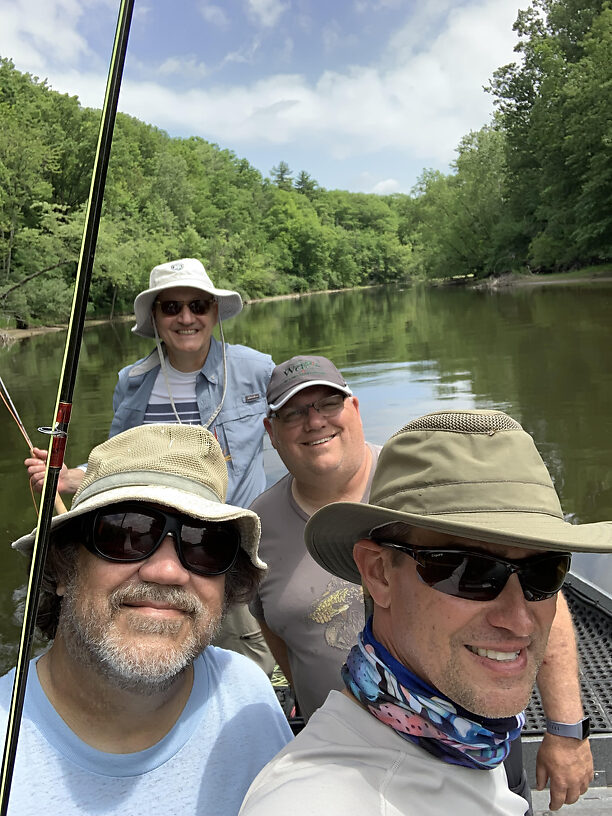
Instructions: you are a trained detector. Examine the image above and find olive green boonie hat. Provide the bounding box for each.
[13,424,264,570]
[305,409,612,584]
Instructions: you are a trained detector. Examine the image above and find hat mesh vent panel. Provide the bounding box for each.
[392,411,522,437]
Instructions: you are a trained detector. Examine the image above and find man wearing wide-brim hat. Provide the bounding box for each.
[6,424,292,816]
[25,258,275,673]
[240,410,612,816]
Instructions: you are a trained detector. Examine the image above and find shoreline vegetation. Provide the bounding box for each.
[2,0,611,335]
[2,266,611,343]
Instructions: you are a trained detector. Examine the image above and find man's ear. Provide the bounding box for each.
[263,417,276,448]
[353,539,392,609]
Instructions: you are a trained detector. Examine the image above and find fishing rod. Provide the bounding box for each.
[0,374,68,515]
[0,0,135,811]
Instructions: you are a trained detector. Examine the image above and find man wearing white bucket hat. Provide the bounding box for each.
[25,258,275,672]
[240,410,612,816]
[6,424,292,816]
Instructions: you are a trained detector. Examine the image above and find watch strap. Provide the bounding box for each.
[545,717,590,740]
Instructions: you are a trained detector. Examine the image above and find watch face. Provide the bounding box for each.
[580,718,591,740]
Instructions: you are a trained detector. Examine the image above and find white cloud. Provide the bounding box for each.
[157,56,209,80]
[2,0,524,187]
[372,178,401,194]
[0,0,91,70]
[126,0,519,164]
[198,3,230,29]
[246,0,289,28]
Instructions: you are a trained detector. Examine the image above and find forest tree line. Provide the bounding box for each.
[1,0,610,327]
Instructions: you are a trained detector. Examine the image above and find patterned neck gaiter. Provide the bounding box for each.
[341,619,524,770]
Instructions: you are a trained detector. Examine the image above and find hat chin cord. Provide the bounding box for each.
[151,316,228,430]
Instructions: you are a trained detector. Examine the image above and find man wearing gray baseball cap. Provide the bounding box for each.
[6,424,291,816]
[240,410,612,816]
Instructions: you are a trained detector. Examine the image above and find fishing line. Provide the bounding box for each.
[0,374,67,515]
[0,0,135,811]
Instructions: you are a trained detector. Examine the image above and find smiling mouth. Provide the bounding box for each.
[304,434,337,446]
[466,645,521,662]
[176,329,198,335]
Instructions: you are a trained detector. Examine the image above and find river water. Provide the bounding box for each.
[1,282,611,672]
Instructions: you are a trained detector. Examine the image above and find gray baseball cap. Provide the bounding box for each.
[267,355,352,412]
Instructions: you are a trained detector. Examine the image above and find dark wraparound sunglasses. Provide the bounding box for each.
[155,297,216,316]
[78,502,240,576]
[375,540,571,602]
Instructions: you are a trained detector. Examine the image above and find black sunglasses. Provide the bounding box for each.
[155,297,216,316]
[375,540,571,602]
[79,502,240,576]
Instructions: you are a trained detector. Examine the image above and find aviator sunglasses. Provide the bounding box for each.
[155,297,216,316]
[77,502,241,576]
[375,540,571,602]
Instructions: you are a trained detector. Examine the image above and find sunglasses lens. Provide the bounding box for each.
[415,551,505,601]
[519,553,571,601]
[188,299,210,315]
[94,510,162,560]
[158,300,181,315]
[179,521,240,575]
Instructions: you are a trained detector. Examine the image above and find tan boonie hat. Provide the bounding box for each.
[305,409,612,585]
[13,424,265,570]
[132,258,243,338]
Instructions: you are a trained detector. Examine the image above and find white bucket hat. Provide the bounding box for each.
[13,424,265,570]
[132,258,243,338]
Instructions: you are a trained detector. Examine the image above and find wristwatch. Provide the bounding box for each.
[545,717,590,740]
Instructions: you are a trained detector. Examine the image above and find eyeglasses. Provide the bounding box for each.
[375,540,571,602]
[155,297,216,316]
[269,394,347,425]
[78,502,240,576]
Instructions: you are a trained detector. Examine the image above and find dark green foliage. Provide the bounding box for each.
[2,0,611,328]
[0,60,412,326]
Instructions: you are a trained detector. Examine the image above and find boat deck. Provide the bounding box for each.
[523,575,612,790]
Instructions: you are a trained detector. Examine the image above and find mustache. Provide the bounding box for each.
[108,582,205,616]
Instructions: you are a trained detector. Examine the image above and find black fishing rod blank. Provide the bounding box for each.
[0,1,135,812]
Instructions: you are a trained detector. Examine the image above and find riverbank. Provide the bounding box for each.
[2,268,611,342]
[471,265,612,290]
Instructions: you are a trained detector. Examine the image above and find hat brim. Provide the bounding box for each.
[268,381,353,412]
[305,502,612,585]
[132,281,243,338]
[13,485,265,570]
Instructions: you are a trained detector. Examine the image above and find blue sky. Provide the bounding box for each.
[2,0,526,193]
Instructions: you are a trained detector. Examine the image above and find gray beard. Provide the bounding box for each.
[58,579,224,695]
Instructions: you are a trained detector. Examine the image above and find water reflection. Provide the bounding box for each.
[1,283,611,670]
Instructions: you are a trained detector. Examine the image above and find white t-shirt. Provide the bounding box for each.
[240,691,527,816]
[143,364,200,424]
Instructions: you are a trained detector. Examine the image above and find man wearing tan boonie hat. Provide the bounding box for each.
[5,424,291,816]
[240,410,612,816]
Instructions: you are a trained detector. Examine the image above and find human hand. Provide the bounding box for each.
[24,447,80,495]
[536,733,593,810]
[24,447,50,494]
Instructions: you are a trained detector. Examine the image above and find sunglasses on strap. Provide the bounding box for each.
[374,540,571,602]
[77,502,241,576]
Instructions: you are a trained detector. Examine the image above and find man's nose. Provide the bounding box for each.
[137,535,190,585]
[303,405,326,429]
[485,573,540,636]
